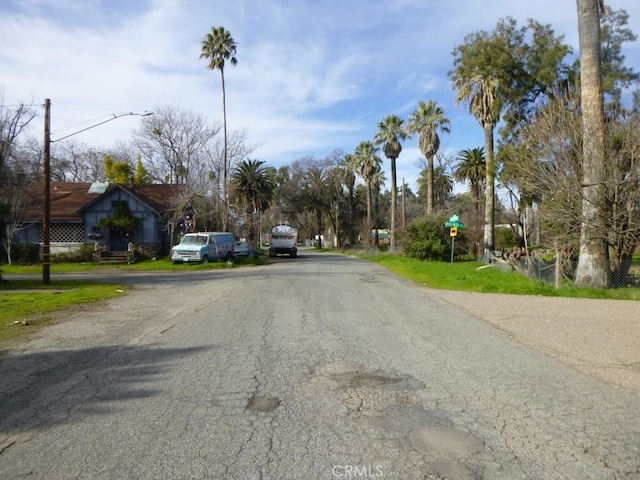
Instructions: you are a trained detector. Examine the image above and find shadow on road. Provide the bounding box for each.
[0,344,209,437]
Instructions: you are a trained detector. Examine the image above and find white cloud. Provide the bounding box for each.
[1,0,639,194]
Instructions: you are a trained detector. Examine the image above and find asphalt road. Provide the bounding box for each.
[0,251,639,479]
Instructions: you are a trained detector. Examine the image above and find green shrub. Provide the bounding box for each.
[496,227,518,251]
[400,217,450,261]
[51,244,95,263]
[13,243,40,265]
[78,243,96,262]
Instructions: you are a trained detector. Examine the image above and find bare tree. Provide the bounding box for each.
[605,112,640,284]
[506,87,640,286]
[0,94,38,180]
[1,184,34,264]
[133,105,219,186]
[48,141,113,182]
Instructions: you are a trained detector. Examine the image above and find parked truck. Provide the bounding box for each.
[268,223,298,257]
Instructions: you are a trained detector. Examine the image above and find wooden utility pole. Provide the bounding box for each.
[43,98,51,285]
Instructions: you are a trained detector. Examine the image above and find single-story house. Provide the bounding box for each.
[15,182,183,257]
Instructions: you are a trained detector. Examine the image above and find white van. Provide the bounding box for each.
[171,232,234,264]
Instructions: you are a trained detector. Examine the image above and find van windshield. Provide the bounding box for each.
[181,235,208,245]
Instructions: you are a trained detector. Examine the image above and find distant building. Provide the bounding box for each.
[370,229,390,246]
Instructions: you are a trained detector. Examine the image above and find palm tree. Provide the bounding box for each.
[575,0,609,288]
[453,76,502,262]
[432,165,453,210]
[200,26,238,231]
[374,114,407,250]
[454,147,486,215]
[354,141,382,230]
[231,159,274,243]
[406,101,450,215]
[304,167,331,248]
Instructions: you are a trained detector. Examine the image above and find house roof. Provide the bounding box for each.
[22,182,183,222]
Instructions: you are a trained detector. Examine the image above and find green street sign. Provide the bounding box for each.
[445,214,464,228]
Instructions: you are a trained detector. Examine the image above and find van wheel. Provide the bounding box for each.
[201,256,209,264]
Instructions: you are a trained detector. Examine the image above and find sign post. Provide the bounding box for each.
[444,215,464,266]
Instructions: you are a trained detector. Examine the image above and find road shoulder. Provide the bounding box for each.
[426,288,640,395]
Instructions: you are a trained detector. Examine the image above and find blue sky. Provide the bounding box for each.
[1,0,639,193]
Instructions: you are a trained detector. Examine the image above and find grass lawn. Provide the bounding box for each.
[0,280,128,345]
[360,253,640,301]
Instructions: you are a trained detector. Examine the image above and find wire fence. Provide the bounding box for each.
[492,254,640,289]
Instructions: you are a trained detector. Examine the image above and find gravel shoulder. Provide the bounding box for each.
[425,288,640,395]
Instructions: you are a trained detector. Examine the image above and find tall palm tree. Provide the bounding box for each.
[354,141,382,230]
[304,167,331,248]
[231,159,274,242]
[374,114,407,250]
[453,76,502,262]
[454,147,486,215]
[200,26,238,231]
[406,101,450,215]
[575,0,609,288]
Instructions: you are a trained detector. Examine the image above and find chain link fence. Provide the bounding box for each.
[490,253,640,289]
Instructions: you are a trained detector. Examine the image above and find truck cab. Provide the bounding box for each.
[268,223,298,257]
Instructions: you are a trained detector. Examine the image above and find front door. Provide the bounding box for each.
[109,231,129,252]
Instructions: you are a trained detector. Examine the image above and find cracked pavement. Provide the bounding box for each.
[0,251,639,479]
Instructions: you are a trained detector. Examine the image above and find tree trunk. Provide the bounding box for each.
[348,183,355,246]
[427,155,434,215]
[554,241,562,289]
[316,209,323,248]
[366,183,372,231]
[482,122,495,263]
[335,197,341,248]
[221,68,229,232]
[374,187,380,248]
[575,0,610,288]
[248,203,256,244]
[390,157,397,250]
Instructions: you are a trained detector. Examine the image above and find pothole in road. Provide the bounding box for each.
[246,395,280,413]
[359,274,378,283]
[311,361,425,392]
[348,373,410,389]
[409,425,484,461]
[348,373,401,388]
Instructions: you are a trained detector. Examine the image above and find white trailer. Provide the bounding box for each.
[268,223,298,257]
